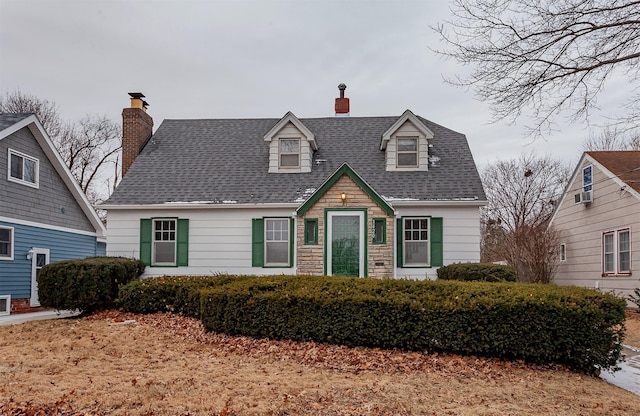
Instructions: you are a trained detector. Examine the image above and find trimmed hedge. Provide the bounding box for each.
[38,257,145,314]
[117,274,245,318]
[437,262,517,282]
[199,275,625,374]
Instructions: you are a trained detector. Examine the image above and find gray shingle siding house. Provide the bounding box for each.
[0,114,107,314]
[102,89,486,279]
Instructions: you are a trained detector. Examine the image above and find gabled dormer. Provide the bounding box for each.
[264,112,317,173]
[380,110,434,172]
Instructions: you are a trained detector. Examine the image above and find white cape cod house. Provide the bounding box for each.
[101,88,486,279]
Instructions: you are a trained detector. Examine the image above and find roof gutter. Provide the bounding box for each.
[98,202,302,210]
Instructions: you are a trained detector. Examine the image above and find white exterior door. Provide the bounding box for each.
[30,248,49,307]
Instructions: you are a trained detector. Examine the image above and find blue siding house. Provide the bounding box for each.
[0,114,106,314]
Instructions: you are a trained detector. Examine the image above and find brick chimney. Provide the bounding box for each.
[122,92,153,177]
[335,83,350,116]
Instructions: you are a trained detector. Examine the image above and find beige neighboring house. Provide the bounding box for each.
[549,151,640,301]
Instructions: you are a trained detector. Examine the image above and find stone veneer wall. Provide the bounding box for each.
[297,175,394,278]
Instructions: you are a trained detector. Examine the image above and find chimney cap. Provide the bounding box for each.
[338,83,346,91]
[128,92,145,99]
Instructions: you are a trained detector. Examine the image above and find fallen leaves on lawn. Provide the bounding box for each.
[86,310,563,380]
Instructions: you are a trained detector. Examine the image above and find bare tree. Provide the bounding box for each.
[582,126,640,151]
[481,153,569,282]
[0,90,121,205]
[434,0,640,136]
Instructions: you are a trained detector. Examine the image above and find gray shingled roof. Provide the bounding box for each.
[105,115,486,205]
[0,113,32,132]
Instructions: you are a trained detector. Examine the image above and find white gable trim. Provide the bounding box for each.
[380,109,434,150]
[0,115,106,238]
[263,111,317,150]
[548,152,640,226]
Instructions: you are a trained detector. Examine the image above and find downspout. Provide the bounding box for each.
[393,212,398,279]
[292,212,298,275]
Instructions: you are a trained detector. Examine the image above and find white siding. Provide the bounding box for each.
[385,121,429,172]
[107,204,481,280]
[552,159,640,301]
[395,206,481,280]
[267,122,313,173]
[107,208,296,277]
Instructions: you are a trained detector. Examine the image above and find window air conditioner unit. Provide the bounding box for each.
[0,295,10,316]
[574,191,592,204]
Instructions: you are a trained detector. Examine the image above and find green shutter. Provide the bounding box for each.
[431,217,443,267]
[140,219,152,266]
[177,218,189,266]
[252,218,264,267]
[396,217,403,267]
[289,217,295,267]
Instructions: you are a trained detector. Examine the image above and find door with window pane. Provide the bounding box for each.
[30,248,49,307]
[327,211,364,277]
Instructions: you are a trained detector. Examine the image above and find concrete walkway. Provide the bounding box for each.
[0,309,80,326]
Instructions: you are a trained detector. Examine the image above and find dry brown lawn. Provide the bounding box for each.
[625,311,640,347]
[0,311,639,416]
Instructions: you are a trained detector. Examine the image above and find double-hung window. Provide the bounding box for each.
[279,139,300,168]
[397,137,418,167]
[603,229,631,275]
[0,226,13,260]
[404,218,429,266]
[265,218,290,265]
[8,149,39,187]
[153,219,176,265]
[397,217,443,268]
[139,218,189,267]
[252,217,294,268]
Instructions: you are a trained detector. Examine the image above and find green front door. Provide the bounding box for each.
[331,215,360,276]
[329,214,363,277]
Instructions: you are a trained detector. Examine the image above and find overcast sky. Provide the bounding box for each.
[0,0,629,170]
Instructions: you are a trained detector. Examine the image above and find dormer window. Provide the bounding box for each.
[8,149,39,188]
[397,137,418,167]
[279,138,300,168]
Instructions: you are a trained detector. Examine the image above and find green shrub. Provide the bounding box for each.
[199,275,625,374]
[38,256,145,314]
[117,274,248,318]
[437,262,517,282]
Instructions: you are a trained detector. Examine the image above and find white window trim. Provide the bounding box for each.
[264,218,290,266]
[278,138,301,169]
[0,226,14,260]
[8,148,39,188]
[560,243,566,262]
[396,136,419,168]
[602,228,632,276]
[403,216,430,267]
[152,218,177,266]
[0,295,10,315]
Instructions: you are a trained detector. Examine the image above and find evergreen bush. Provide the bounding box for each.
[37,256,145,314]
